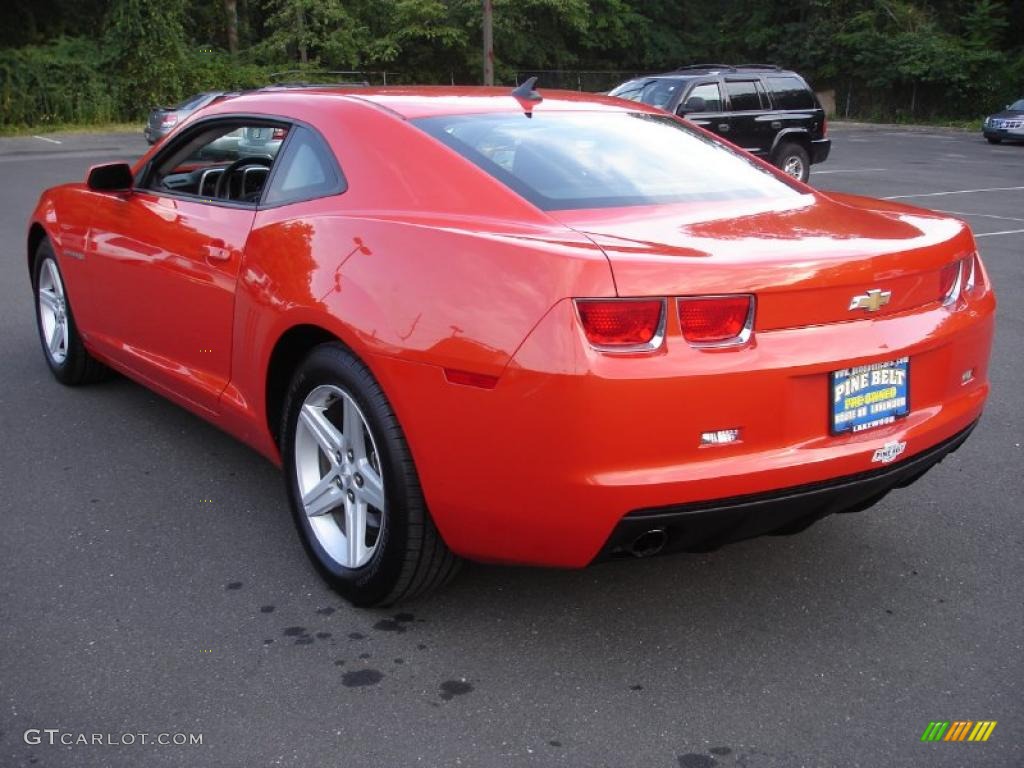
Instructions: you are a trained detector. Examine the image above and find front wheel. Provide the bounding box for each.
[774,142,811,183]
[33,239,108,385]
[281,343,460,606]
[986,137,1002,144]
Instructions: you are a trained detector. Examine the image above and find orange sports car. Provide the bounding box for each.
[26,84,995,605]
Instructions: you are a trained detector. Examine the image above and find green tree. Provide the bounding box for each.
[104,0,187,116]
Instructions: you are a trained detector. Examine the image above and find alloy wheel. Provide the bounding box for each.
[37,257,69,364]
[293,384,386,568]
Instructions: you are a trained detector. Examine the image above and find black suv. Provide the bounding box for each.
[609,65,830,182]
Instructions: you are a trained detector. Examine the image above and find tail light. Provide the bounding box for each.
[575,299,665,351]
[677,295,754,346]
[939,261,961,305]
[962,252,978,294]
[272,127,288,140]
[160,113,178,128]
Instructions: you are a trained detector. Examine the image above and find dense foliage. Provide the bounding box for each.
[1,0,1021,128]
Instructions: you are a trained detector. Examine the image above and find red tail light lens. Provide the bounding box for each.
[272,127,288,140]
[160,113,178,127]
[575,299,665,350]
[677,295,754,345]
[939,261,961,305]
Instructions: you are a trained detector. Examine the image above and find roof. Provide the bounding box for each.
[213,86,663,120]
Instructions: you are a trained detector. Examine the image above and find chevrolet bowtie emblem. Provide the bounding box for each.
[849,288,892,312]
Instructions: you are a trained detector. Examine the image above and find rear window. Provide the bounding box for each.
[608,78,688,110]
[765,76,815,110]
[413,112,802,211]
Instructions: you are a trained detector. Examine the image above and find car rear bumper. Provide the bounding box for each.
[596,419,976,560]
[370,282,994,568]
[810,137,831,164]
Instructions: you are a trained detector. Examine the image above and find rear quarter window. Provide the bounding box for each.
[766,77,816,110]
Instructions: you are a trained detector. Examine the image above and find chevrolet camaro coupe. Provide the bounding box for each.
[27,85,995,605]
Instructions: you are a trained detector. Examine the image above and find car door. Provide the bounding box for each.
[84,118,289,413]
[721,78,771,155]
[677,80,726,136]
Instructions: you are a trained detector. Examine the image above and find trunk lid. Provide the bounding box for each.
[549,192,974,330]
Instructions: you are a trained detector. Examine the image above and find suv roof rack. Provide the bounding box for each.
[734,63,783,71]
[675,63,736,72]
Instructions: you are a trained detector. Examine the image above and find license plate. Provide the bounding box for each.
[830,357,909,434]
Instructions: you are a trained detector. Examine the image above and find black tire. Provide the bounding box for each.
[281,342,460,606]
[773,141,811,183]
[32,239,109,386]
[986,137,1002,144]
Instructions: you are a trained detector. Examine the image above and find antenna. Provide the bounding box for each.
[511,77,542,103]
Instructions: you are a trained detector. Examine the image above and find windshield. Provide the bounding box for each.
[608,78,688,110]
[1010,99,1024,111]
[413,111,802,211]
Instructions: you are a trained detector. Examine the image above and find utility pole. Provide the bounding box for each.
[482,0,494,86]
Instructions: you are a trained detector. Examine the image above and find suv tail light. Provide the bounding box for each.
[575,299,665,351]
[677,295,754,346]
[160,113,178,128]
[272,127,288,140]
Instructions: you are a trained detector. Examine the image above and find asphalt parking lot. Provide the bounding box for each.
[0,123,1021,768]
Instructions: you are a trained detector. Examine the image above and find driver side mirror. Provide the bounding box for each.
[678,96,707,116]
[87,162,134,192]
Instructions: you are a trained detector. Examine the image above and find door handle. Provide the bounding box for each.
[717,123,730,132]
[204,239,231,262]
[771,121,782,129]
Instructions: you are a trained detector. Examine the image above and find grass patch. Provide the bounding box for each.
[0,122,144,137]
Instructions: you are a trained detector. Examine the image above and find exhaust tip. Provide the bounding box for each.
[630,528,668,558]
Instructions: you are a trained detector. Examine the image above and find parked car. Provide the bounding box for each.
[144,91,224,144]
[28,85,993,606]
[982,98,1024,144]
[609,64,830,182]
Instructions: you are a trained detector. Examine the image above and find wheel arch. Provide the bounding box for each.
[264,323,342,447]
[27,222,48,282]
[770,128,811,158]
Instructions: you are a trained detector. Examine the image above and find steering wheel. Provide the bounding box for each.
[215,156,273,201]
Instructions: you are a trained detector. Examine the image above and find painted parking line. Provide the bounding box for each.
[975,228,1024,239]
[32,135,62,145]
[934,210,1024,224]
[814,168,887,174]
[884,186,1024,200]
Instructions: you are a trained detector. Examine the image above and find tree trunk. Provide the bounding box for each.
[297,6,308,64]
[224,0,238,55]
[482,0,494,86]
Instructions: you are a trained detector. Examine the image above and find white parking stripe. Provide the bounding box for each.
[32,135,62,145]
[884,186,1024,200]
[975,229,1024,239]
[814,168,888,174]
[934,210,1024,223]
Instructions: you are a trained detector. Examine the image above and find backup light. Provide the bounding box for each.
[575,299,665,351]
[939,261,961,305]
[677,295,754,346]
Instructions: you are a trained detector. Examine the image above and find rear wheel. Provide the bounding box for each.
[281,343,460,606]
[33,239,108,385]
[774,142,811,182]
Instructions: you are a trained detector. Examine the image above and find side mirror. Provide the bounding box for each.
[87,162,134,192]
[678,96,707,115]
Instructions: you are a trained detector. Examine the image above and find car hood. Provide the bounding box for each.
[549,191,975,330]
[989,109,1023,119]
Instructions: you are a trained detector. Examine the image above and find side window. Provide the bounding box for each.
[725,80,763,111]
[683,82,723,112]
[263,126,345,206]
[144,121,289,203]
[765,76,816,110]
